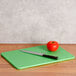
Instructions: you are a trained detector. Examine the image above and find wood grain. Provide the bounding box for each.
[0,44,76,76]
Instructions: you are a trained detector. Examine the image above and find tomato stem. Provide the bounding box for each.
[52,41,55,43]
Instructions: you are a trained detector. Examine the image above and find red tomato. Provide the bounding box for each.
[47,41,59,52]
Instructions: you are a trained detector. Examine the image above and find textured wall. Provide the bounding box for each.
[0,0,76,44]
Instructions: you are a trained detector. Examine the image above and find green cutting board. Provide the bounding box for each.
[1,45,75,69]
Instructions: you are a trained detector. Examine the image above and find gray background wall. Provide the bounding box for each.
[0,0,76,44]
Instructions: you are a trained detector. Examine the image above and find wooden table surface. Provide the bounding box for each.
[0,44,76,76]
